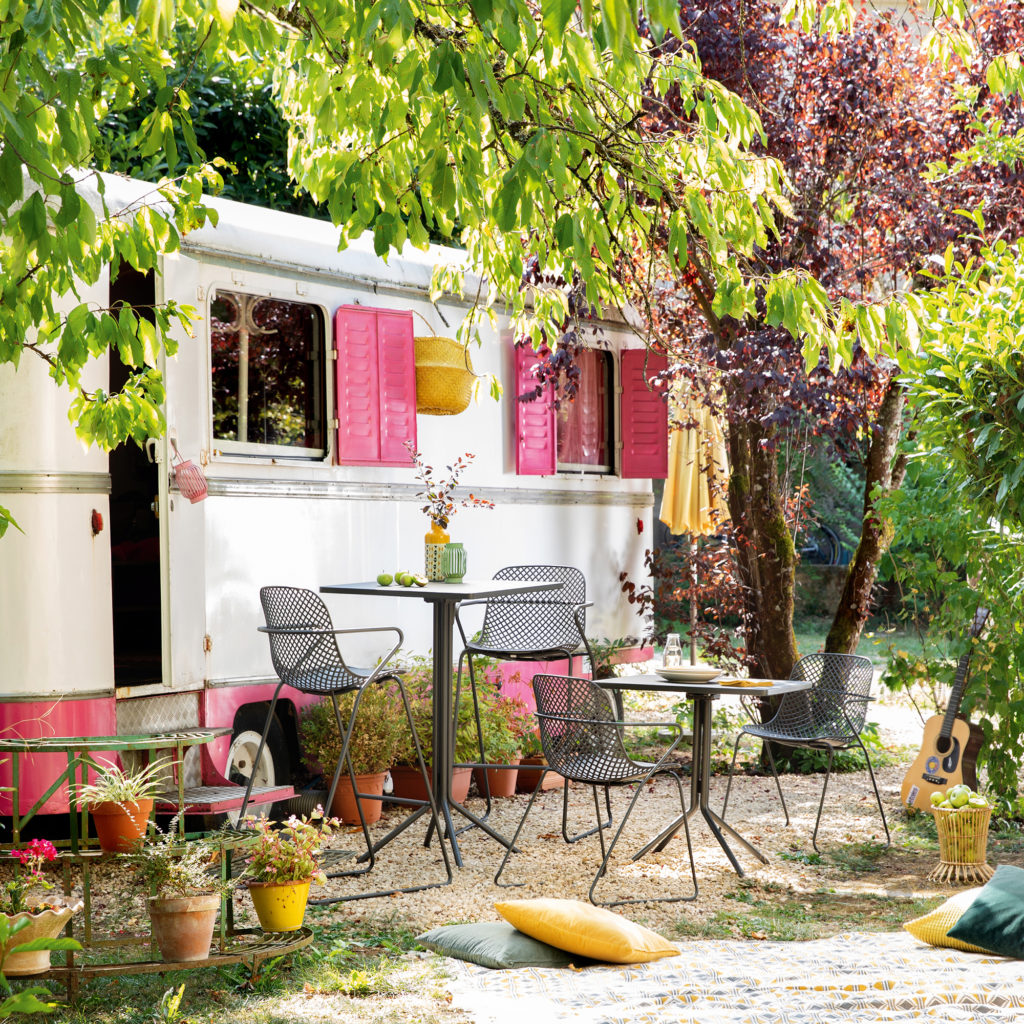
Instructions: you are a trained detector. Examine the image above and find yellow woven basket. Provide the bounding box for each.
[414,336,475,416]
[929,804,994,885]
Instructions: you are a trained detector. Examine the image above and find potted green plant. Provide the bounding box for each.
[121,819,231,963]
[474,692,533,798]
[389,661,477,802]
[299,688,404,825]
[1,839,82,976]
[76,757,169,853]
[240,808,339,932]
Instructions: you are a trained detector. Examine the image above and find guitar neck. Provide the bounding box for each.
[939,654,971,740]
[939,607,989,741]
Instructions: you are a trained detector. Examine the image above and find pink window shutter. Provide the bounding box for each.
[620,349,668,479]
[515,344,556,476]
[334,306,416,466]
[375,310,417,466]
[335,306,381,465]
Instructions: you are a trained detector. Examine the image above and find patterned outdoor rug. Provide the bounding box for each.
[442,931,1024,1023]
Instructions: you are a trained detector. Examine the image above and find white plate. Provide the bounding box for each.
[654,664,722,682]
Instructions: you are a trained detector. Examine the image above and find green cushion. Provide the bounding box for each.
[948,864,1024,958]
[416,921,588,970]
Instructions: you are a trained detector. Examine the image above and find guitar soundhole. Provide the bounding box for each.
[935,736,952,755]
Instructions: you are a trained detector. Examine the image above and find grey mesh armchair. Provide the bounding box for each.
[721,652,890,852]
[454,565,595,811]
[495,674,697,906]
[247,586,451,901]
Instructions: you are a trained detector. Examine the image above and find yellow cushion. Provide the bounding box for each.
[904,888,991,953]
[494,898,679,964]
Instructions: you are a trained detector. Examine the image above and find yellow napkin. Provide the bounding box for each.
[718,678,773,688]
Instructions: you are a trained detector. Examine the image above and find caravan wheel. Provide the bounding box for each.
[228,709,288,789]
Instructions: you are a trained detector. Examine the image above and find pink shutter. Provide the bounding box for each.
[375,310,417,466]
[335,306,381,465]
[514,344,555,476]
[334,306,416,466]
[620,349,668,479]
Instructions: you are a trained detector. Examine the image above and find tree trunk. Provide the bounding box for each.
[825,376,908,653]
[727,418,799,680]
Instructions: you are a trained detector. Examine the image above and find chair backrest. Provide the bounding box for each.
[260,586,351,692]
[532,674,630,782]
[788,652,875,738]
[479,565,587,654]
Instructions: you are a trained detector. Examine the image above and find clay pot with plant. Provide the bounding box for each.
[516,724,566,794]
[389,659,478,802]
[1,838,82,976]
[121,819,231,963]
[299,687,405,826]
[473,692,533,798]
[240,809,339,932]
[76,757,170,853]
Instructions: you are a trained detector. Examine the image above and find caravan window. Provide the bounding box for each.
[555,348,613,473]
[210,290,326,456]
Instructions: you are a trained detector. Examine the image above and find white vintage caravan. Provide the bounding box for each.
[0,176,665,819]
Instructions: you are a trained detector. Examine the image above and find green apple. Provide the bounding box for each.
[412,574,428,587]
[400,573,415,587]
[949,786,971,808]
[930,791,946,807]
[376,573,394,586]
[968,794,989,809]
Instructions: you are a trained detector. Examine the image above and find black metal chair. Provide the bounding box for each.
[495,674,697,906]
[721,652,890,852]
[454,565,596,824]
[244,586,452,901]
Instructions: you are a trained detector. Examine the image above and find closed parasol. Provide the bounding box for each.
[659,395,730,663]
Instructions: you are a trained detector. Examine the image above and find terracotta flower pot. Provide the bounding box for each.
[473,758,522,799]
[90,798,154,853]
[148,893,221,963]
[330,771,388,825]
[389,764,471,803]
[248,879,311,932]
[515,755,566,793]
[1,902,83,976]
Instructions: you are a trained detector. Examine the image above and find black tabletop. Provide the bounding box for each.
[320,579,563,601]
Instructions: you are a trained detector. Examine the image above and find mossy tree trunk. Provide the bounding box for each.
[825,377,908,654]
[727,419,799,680]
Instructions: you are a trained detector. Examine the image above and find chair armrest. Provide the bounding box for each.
[258,625,403,676]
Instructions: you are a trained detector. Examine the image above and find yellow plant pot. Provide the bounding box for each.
[248,879,311,932]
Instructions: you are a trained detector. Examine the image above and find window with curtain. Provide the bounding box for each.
[556,348,612,473]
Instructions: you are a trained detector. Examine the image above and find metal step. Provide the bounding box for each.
[155,784,294,814]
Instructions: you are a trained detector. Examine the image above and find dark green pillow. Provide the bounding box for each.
[417,921,589,970]
[948,864,1024,957]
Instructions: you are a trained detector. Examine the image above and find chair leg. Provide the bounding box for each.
[812,747,835,854]
[238,684,284,822]
[761,739,790,827]
[561,783,612,844]
[312,676,454,903]
[721,731,743,820]
[590,772,698,907]
[494,769,547,887]
[858,739,891,849]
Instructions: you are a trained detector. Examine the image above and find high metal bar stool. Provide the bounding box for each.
[244,586,452,901]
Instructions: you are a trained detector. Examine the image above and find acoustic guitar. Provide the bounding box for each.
[900,607,989,813]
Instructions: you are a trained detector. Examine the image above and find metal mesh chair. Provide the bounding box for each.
[454,565,595,818]
[721,653,890,852]
[495,674,697,906]
[245,586,452,901]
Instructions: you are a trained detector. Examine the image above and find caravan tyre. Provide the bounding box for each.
[228,708,288,791]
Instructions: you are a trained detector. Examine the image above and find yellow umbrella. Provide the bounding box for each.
[659,395,730,662]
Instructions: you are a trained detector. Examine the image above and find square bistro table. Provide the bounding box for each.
[320,578,562,866]
[598,675,812,875]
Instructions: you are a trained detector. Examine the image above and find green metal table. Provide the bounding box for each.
[0,729,230,853]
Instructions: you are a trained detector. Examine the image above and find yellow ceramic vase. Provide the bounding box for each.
[248,879,312,932]
[424,521,449,581]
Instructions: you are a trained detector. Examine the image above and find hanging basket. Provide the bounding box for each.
[414,336,475,416]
